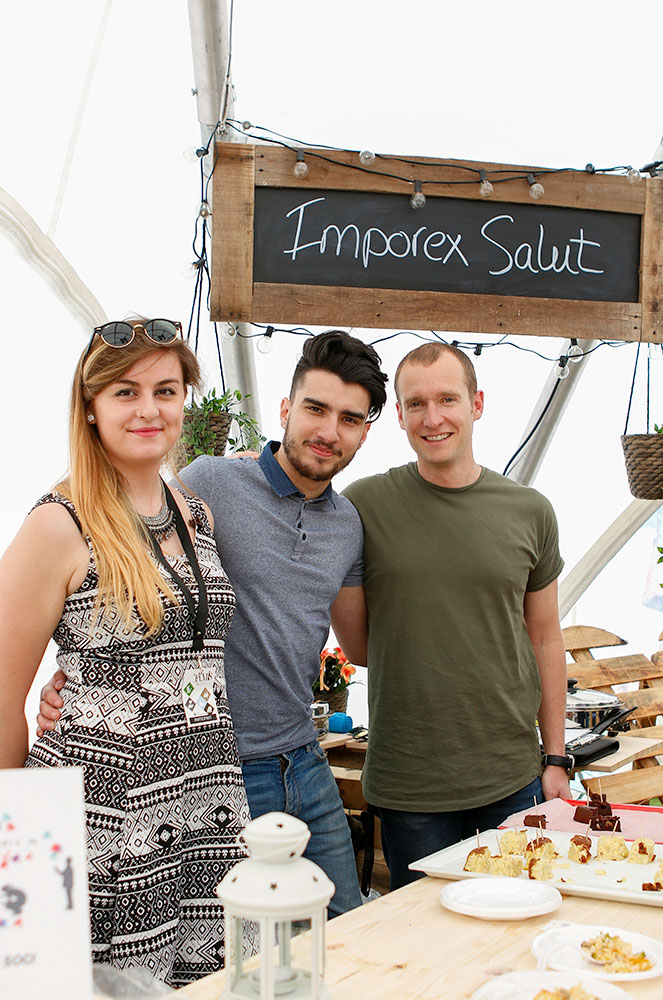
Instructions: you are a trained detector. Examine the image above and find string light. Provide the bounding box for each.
[199,201,212,219]
[627,167,641,184]
[556,356,570,379]
[293,151,309,178]
[220,323,237,342]
[527,173,545,200]
[257,326,274,353]
[479,170,494,199]
[359,150,376,165]
[410,180,426,209]
[568,338,584,363]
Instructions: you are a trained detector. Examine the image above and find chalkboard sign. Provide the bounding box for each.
[211,144,663,344]
[253,188,640,303]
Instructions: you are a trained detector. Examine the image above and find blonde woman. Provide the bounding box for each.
[0,320,251,986]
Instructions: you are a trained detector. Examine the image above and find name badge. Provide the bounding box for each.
[182,663,219,727]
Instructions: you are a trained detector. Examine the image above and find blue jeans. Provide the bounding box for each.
[376,777,544,891]
[241,741,362,917]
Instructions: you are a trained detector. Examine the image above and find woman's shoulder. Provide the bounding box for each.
[31,492,83,532]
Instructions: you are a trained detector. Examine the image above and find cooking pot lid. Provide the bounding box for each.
[566,688,621,709]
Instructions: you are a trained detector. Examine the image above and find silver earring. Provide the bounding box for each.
[87,414,95,423]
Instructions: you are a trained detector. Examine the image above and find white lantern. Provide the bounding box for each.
[217,812,335,1000]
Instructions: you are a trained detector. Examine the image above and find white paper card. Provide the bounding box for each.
[0,768,92,1000]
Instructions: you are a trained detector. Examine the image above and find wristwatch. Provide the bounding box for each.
[541,752,575,773]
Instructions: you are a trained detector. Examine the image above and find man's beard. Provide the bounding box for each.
[281,427,355,482]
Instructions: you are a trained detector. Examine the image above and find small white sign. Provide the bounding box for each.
[0,768,92,1000]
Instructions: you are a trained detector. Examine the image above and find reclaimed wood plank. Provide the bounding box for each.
[566,654,663,691]
[250,145,646,214]
[563,625,626,657]
[582,765,663,803]
[251,282,643,340]
[640,177,663,346]
[210,144,255,322]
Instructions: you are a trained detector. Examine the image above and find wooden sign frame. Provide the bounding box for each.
[211,143,663,343]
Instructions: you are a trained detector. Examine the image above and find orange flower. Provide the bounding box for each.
[340,663,356,683]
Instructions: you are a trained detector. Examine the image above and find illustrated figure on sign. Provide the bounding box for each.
[2,884,26,915]
[56,857,74,910]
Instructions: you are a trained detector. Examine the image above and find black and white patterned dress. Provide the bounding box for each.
[26,491,251,986]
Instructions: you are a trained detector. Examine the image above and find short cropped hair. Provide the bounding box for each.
[289,330,388,421]
[394,342,477,400]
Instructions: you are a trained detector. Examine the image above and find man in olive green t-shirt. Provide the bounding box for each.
[340,343,570,891]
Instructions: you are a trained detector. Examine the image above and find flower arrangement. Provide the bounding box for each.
[312,646,356,696]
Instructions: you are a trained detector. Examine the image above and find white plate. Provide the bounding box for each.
[531,922,663,982]
[471,970,633,999]
[440,876,562,920]
[409,828,663,907]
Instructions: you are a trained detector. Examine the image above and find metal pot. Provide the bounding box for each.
[566,685,623,729]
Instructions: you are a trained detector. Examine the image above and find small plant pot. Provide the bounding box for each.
[621,434,663,499]
[313,688,349,715]
[170,412,232,472]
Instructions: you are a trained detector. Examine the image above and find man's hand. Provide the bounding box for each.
[542,764,570,800]
[36,670,66,737]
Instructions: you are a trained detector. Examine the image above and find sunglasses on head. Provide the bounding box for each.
[83,319,182,361]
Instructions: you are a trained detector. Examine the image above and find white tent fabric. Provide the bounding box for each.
[2,1,663,731]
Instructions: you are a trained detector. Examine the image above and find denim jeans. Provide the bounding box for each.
[241,741,362,917]
[376,776,544,891]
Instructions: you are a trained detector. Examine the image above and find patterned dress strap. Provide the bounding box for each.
[175,488,212,536]
[32,493,83,534]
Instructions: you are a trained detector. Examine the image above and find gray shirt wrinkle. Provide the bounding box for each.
[174,444,363,759]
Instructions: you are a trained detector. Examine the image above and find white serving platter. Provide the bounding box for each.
[409,828,663,907]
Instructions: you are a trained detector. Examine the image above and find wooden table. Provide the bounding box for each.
[180,875,663,998]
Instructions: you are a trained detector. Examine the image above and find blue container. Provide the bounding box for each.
[328,712,353,733]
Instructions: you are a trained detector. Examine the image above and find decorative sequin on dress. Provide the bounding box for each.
[26,491,251,986]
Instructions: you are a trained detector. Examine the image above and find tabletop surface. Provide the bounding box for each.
[179,874,663,999]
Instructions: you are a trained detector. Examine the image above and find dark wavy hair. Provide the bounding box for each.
[289,330,388,421]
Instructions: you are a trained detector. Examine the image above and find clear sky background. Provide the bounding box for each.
[1,1,662,727]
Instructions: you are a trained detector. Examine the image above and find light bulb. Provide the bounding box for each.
[181,260,202,279]
[529,181,545,200]
[241,120,252,131]
[556,359,570,380]
[199,201,212,219]
[567,340,584,363]
[479,179,494,198]
[220,323,237,342]
[359,150,375,165]
[410,181,425,209]
[257,333,273,354]
[294,152,309,178]
[627,168,641,184]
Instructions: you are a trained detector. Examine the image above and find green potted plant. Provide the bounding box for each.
[171,387,265,470]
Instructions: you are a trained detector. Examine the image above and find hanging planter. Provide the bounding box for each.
[169,388,265,472]
[621,343,663,500]
[621,430,663,499]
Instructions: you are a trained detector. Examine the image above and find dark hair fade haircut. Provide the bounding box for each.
[289,330,389,421]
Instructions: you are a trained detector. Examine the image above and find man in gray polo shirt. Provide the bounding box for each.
[38,331,388,918]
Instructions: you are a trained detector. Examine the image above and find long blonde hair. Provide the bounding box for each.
[59,325,202,634]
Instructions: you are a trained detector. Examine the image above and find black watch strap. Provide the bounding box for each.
[541,752,575,772]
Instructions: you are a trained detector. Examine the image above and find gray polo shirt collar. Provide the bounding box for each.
[259,440,336,507]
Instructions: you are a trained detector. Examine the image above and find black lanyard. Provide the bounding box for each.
[147,484,208,652]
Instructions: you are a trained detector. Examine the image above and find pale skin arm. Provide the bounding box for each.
[330,584,368,667]
[523,579,570,800]
[0,504,88,767]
